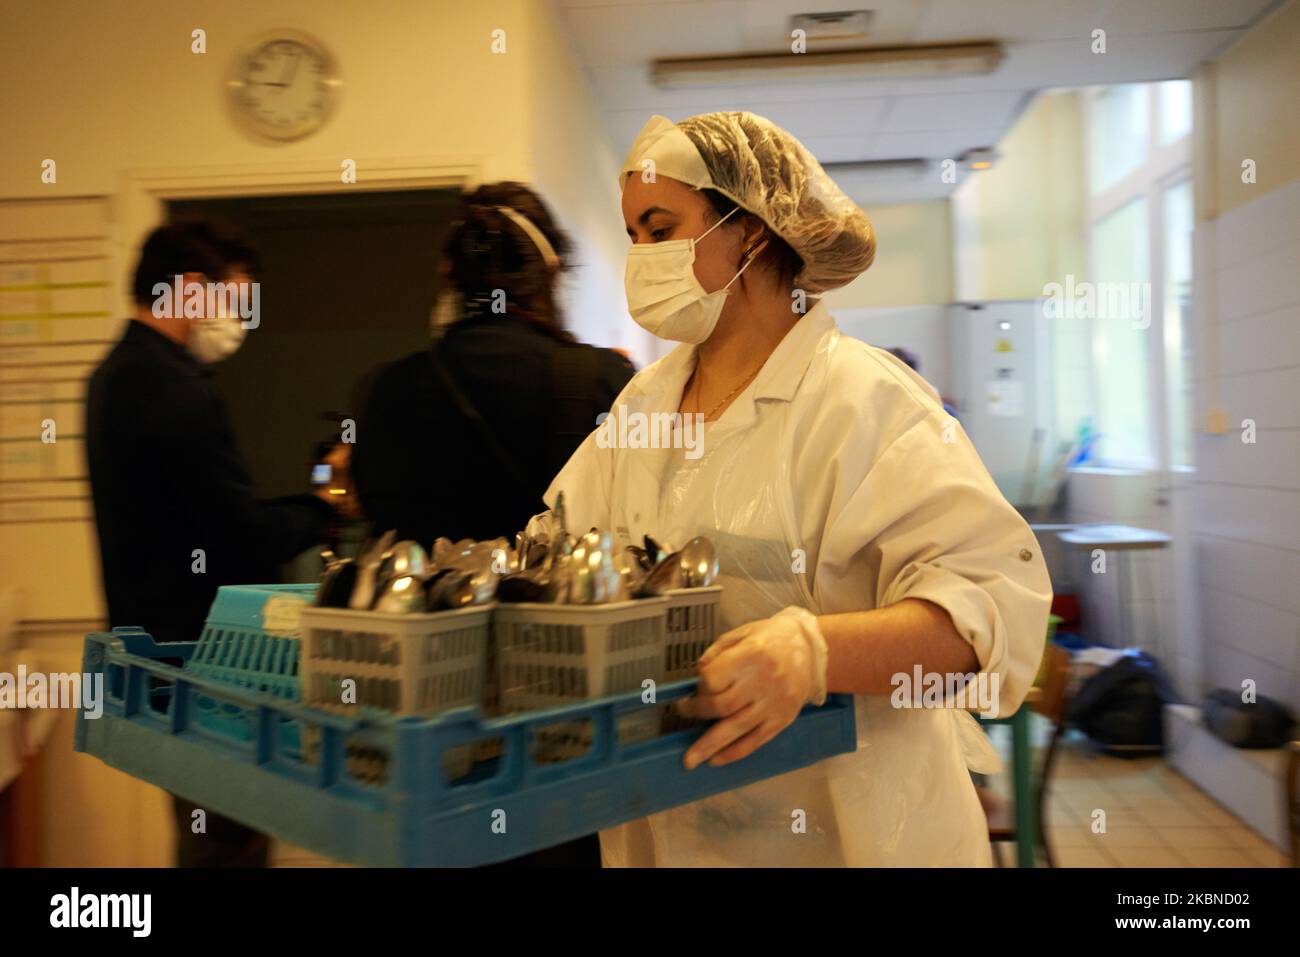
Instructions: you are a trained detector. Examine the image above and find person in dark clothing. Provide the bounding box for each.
[85,220,338,866]
[351,183,633,867]
[353,184,634,548]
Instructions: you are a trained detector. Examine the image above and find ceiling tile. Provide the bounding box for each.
[878,90,1026,132]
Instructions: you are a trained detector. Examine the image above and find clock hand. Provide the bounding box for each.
[280,49,301,86]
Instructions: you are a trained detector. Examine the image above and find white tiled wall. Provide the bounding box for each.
[1191,178,1300,718]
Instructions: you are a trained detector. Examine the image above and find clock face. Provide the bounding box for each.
[229,31,340,142]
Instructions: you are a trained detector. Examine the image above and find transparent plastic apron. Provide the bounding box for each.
[598,389,994,867]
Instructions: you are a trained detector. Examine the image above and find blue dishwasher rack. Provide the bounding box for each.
[76,627,858,867]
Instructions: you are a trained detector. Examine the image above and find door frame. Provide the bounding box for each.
[111,156,481,323]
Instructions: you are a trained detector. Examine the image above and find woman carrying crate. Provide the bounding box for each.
[547,112,1052,867]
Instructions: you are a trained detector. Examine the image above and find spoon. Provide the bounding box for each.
[637,549,685,596]
[427,569,473,610]
[374,574,425,614]
[317,558,358,608]
[678,536,719,588]
[612,548,645,601]
[568,529,620,604]
[350,530,396,609]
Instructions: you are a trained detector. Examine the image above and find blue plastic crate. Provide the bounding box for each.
[188,584,318,750]
[76,627,858,867]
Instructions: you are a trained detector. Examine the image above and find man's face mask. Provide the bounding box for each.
[186,286,247,364]
[624,205,768,344]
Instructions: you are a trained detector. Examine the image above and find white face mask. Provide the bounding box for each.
[187,316,247,364]
[624,206,768,344]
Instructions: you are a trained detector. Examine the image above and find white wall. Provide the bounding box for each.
[949,91,1085,302]
[826,201,952,310]
[824,201,955,402]
[830,305,951,398]
[1190,179,1300,716]
[1185,0,1300,718]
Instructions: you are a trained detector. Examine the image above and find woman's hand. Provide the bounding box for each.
[677,606,828,769]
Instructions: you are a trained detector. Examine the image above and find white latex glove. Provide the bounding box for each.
[678,606,829,769]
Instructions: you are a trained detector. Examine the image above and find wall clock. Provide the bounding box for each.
[227,29,341,142]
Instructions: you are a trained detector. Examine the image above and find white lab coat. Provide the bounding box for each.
[545,300,1052,866]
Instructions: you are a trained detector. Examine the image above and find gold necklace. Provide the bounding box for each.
[693,360,765,421]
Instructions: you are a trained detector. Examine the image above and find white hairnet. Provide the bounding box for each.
[620,112,876,295]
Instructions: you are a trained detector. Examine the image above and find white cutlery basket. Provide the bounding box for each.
[297,604,491,781]
[492,597,667,761]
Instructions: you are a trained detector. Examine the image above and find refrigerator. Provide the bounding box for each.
[946,300,1056,509]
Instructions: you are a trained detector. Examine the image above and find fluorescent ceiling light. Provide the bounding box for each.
[958,147,1000,170]
[651,42,1003,89]
[821,159,932,181]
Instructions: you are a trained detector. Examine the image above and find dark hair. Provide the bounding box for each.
[442,182,574,341]
[697,189,804,290]
[131,219,260,305]
[888,347,920,371]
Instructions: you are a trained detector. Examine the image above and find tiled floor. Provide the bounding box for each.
[985,726,1289,868]
[271,726,1292,868]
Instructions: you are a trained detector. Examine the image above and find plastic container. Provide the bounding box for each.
[663,587,721,682]
[660,587,721,734]
[297,603,491,780]
[493,597,667,760]
[76,626,857,867]
[298,604,489,716]
[186,584,318,748]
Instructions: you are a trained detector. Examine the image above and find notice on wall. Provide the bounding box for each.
[986,378,1025,417]
[0,197,116,524]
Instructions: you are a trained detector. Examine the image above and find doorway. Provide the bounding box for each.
[167,189,459,500]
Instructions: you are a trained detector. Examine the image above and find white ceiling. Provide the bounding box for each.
[559,0,1278,204]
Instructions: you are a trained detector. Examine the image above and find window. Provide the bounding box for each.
[1090,198,1152,464]
[1088,84,1149,193]
[1158,81,1193,146]
[1074,81,1194,471]
[1162,179,1194,468]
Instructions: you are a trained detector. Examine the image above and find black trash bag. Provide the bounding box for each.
[1068,651,1180,758]
[1202,689,1296,749]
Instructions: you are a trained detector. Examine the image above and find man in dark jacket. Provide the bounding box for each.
[85,221,337,866]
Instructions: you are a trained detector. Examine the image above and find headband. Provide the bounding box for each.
[495,206,560,269]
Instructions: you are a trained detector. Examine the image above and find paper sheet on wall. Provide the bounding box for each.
[986,379,1025,416]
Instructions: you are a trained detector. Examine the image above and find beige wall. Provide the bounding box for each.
[522,1,653,360]
[0,0,640,346]
[1193,0,1300,221]
[0,0,631,867]
[950,91,1085,301]
[0,0,534,241]
[823,201,952,309]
